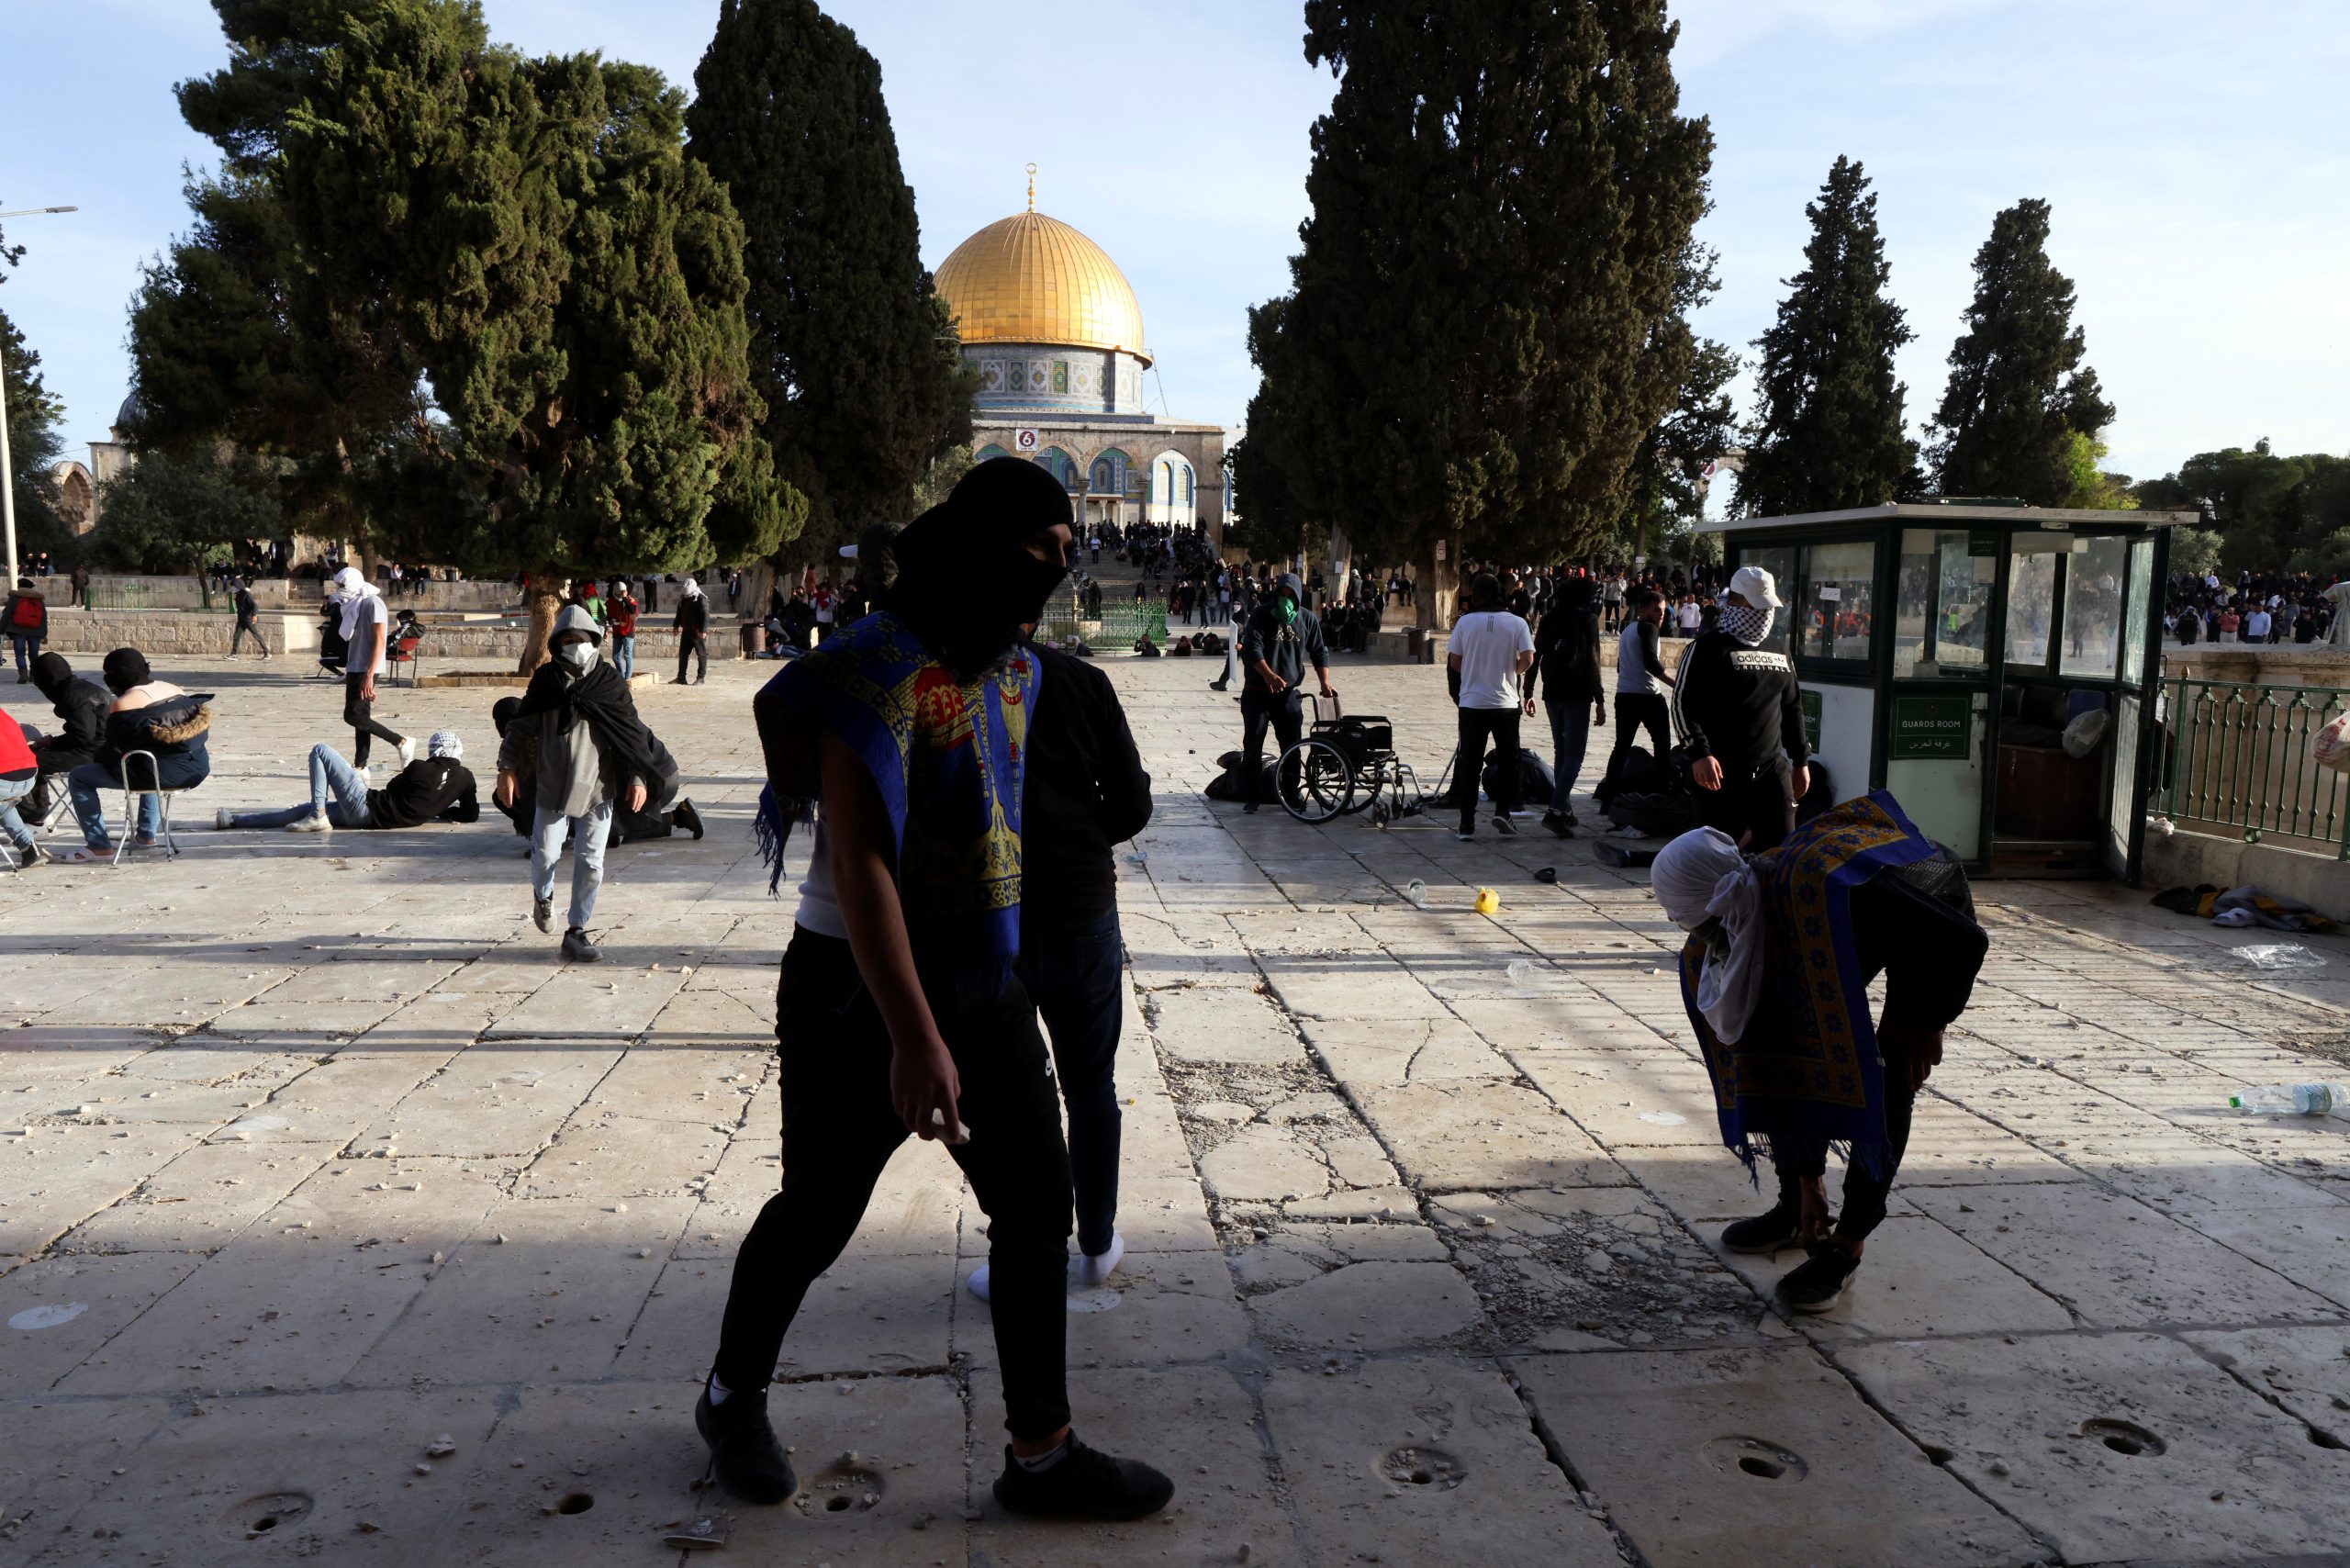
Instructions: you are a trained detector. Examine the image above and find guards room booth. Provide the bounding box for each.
[1695,502,2195,882]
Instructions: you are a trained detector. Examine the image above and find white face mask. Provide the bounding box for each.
[556,640,599,673]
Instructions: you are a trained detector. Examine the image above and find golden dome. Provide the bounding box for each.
[935,208,1149,365]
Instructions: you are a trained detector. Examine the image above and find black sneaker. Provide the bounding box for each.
[562,926,602,962]
[1242,801,1259,814]
[992,1433,1173,1521]
[695,1383,797,1505]
[1493,813,1518,836]
[1775,1242,1861,1314]
[673,798,705,840]
[1541,812,1576,840]
[1720,1205,1802,1255]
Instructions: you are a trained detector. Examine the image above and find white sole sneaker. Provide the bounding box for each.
[1073,1234,1125,1289]
[285,813,331,833]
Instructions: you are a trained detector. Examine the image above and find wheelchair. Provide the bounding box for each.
[1277,695,1426,825]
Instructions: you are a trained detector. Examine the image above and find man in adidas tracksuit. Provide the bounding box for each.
[1672,566,1809,852]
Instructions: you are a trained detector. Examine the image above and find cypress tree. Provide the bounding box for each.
[1733,156,1918,518]
[271,0,799,660]
[686,0,973,548]
[1247,0,1711,623]
[1925,197,2113,505]
[1619,240,1739,559]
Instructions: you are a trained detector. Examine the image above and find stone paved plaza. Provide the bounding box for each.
[7,652,2350,1567]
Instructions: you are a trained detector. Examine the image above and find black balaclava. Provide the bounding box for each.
[1559,576,1596,611]
[889,456,1070,679]
[491,696,522,739]
[855,521,905,592]
[101,648,151,696]
[30,651,73,701]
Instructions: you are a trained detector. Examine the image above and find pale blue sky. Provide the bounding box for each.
[3,0,2343,489]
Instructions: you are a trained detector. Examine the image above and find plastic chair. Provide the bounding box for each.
[386,629,427,688]
[111,749,186,867]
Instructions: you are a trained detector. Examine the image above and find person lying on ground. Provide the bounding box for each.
[215,731,477,832]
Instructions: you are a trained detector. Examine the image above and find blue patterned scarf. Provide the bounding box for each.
[753,610,1039,997]
[1679,791,1939,1182]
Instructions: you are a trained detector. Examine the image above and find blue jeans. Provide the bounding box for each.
[1016,908,1125,1257]
[0,775,34,850]
[1548,701,1594,818]
[10,634,39,675]
[532,800,613,932]
[227,744,375,828]
[68,762,160,849]
[611,633,634,680]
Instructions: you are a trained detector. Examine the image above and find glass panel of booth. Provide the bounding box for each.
[2119,536,2155,689]
[2005,545,2059,668]
[1893,528,1996,679]
[1797,540,1875,661]
[2059,535,2130,680]
[1734,543,1796,656]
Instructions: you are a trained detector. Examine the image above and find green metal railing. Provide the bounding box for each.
[1036,598,1169,652]
[2162,677,2350,857]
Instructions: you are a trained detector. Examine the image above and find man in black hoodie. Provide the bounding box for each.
[26,653,108,825]
[1673,566,1809,851]
[1234,572,1335,814]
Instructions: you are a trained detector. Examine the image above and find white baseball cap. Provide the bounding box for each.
[1728,565,1784,610]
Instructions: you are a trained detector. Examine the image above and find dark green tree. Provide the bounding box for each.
[129,1,432,563]
[1733,157,1918,517]
[264,0,797,662]
[86,451,285,573]
[2135,440,2350,574]
[1243,0,1712,623]
[1925,197,2113,504]
[0,213,69,566]
[686,0,972,549]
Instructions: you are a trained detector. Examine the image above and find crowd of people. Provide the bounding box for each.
[2166,567,2344,646]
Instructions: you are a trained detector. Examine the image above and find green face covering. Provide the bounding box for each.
[1273,596,1299,626]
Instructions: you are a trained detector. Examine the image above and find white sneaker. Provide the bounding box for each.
[1073,1233,1125,1289]
[285,812,331,833]
[216,808,234,831]
[966,1264,991,1303]
[397,737,418,767]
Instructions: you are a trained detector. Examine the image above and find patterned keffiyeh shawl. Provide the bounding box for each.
[753,610,1039,997]
[1679,791,1939,1182]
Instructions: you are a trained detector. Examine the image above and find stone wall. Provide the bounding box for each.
[28,608,743,666]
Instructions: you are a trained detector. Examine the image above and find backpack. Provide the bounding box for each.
[9,594,43,633]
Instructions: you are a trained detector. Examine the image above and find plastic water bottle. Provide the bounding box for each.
[1403,879,1428,909]
[2229,1083,2350,1114]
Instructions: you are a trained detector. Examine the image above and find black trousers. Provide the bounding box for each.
[1239,687,1303,807]
[1772,1072,1915,1242]
[1456,706,1522,829]
[713,930,1072,1440]
[230,617,265,655]
[341,670,403,766]
[1596,692,1671,800]
[1694,755,1796,851]
[676,631,707,683]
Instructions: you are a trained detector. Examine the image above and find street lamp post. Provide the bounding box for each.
[0,206,82,588]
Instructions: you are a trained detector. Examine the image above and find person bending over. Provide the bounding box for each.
[1651,792,1987,1314]
[701,456,1172,1521]
[216,730,476,832]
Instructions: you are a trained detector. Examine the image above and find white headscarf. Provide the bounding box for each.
[427,729,463,760]
[680,577,703,600]
[1651,826,1766,1045]
[332,566,379,643]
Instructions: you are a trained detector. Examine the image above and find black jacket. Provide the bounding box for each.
[33,672,109,767]
[1021,644,1153,924]
[367,758,480,829]
[1533,605,1603,705]
[676,595,709,635]
[1671,631,1807,772]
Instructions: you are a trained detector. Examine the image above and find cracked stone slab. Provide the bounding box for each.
[352,1045,623,1159]
[1262,1358,1619,1567]
[62,1139,341,1254]
[1718,1214,2075,1340]
[1354,1081,1625,1192]
[1519,1345,2042,1567]
[1906,1182,2341,1327]
[0,1252,205,1398]
[623,1249,957,1382]
[1301,1015,1514,1088]
[37,1385,501,1563]
[1512,1047,1723,1148]
[0,1396,170,1560]
[2183,1325,2350,1439]
[1146,984,1304,1066]
[1249,1260,1483,1350]
[1838,1330,2350,1563]
[957,1250,1249,1370]
[1199,1123,1332,1204]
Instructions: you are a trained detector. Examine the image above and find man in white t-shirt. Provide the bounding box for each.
[330,566,413,769]
[2244,606,2273,644]
[1447,572,1536,840]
